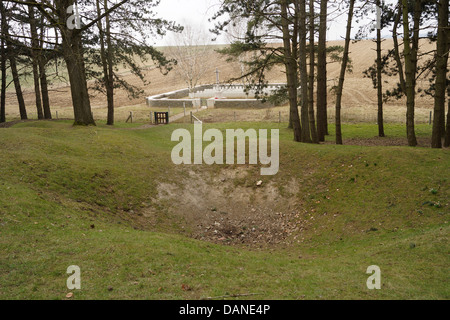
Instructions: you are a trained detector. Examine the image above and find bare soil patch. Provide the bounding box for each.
[0,118,72,128]
[147,168,310,248]
[0,119,27,128]
[324,136,434,148]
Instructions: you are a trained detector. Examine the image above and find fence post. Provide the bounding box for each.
[279,111,281,123]
[190,111,193,124]
[126,112,133,123]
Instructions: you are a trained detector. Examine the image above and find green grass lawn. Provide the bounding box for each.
[0,121,448,300]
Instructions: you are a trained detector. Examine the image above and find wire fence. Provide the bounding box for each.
[7,105,435,126]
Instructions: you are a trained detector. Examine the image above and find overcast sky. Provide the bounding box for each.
[155,0,223,46]
[153,0,395,47]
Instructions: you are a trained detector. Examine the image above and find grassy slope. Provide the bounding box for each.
[0,121,448,300]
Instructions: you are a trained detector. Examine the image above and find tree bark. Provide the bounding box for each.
[431,0,449,148]
[9,54,27,120]
[298,0,311,143]
[316,0,328,141]
[96,0,115,125]
[335,0,355,145]
[402,0,419,147]
[281,0,302,142]
[0,1,6,123]
[289,7,299,130]
[308,0,318,143]
[376,0,385,137]
[39,16,51,119]
[444,87,450,147]
[28,5,44,120]
[105,0,114,126]
[62,34,95,125]
[57,0,95,126]
[392,3,406,93]
[5,13,28,121]
[39,65,51,119]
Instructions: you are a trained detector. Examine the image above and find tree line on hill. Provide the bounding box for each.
[212,0,449,148]
[0,0,449,149]
[0,0,180,126]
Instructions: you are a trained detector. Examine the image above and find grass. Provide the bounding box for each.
[173,105,435,125]
[0,121,448,300]
[5,104,189,125]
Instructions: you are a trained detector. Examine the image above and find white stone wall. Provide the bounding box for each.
[146,83,286,109]
[189,84,286,99]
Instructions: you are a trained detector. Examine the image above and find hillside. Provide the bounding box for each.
[0,121,448,299]
[3,39,439,122]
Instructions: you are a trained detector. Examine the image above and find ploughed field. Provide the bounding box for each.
[3,40,439,124]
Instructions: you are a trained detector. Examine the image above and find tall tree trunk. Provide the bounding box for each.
[299,0,311,143]
[4,11,27,120]
[97,1,108,118]
[281,0,302,142]
[104,0,114,126]
[444,87,450,147]
[62,34,95,125]
[308,0,318,143]
[39,16,51,120]
[335,0,355,145]
[316,0,328,141]
[28,5,44,120]
[402,0,420,147]
[0,1,6,123]
[376,0,385,137]
[39,63,51,119]
[289,7,299,130]
[443,5,450,148]
[57,0,95,126]
[392,2,406,93]
[431,0,449,148]
[9,54,27,120]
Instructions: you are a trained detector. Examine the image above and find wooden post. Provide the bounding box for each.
[190,111,193,124]
[279,111,281,123]
[126,112,133,123]
[429,111,432,125]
